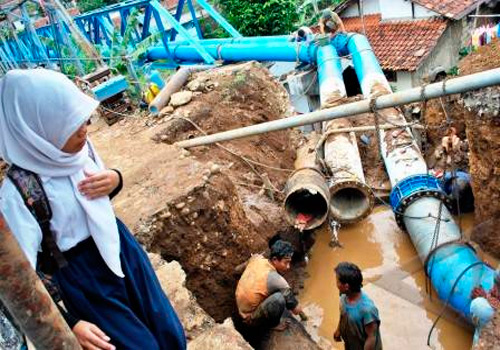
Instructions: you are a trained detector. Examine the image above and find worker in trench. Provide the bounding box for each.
[235,239,305,332]
[334,262,382,350]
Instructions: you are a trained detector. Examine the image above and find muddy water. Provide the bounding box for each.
[300,206,498,350]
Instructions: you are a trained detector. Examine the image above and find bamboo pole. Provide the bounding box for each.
[0,214,82,350]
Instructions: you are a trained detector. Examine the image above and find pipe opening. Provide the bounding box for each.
[343,66,362,97]
[285,188,329,230]
[330,186,372,223]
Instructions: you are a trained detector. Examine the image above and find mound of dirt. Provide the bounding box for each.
[92,62,302,324]
[460,39,500,75]
[456,46,500,259]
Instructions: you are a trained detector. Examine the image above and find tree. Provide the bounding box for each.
[215,0,300,37]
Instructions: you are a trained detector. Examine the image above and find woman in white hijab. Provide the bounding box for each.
[0,69,186,350]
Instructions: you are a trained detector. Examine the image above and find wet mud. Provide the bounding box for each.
[300,207,497,350]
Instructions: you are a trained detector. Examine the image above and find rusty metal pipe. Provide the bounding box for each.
[323,119,374,224]
[284,134,330,231]
[0,215,81,350]
[149,66,211,115]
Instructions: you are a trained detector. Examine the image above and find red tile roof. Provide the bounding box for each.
[164,0,179,9]
[411,0,483,20]
[343,14,448,71]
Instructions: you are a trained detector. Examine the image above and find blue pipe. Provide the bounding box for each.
[317,44,345,106]
[336,31,498,326]
[344,33,391,97]
[170,35,291,47]
[147,41,319,63]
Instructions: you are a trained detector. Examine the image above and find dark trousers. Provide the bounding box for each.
[55,218,186,350]
[248,292,286,328]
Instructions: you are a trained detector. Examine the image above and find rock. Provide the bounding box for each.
[210,164,221,174]
[170,91,193,107]
[176,202,186,209]
[154,258,214,339]
[160,105,175,116]
[187,319,253,350]
[187,80,204,92]
[193,91,203,97]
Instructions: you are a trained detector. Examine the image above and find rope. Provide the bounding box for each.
[369,98,384,159]
[174,116,291,193]
[425,200,444,298]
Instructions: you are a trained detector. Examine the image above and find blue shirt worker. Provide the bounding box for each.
[334,262,382,350]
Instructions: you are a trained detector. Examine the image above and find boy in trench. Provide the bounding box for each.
[235,240,303,330]
[334,262,382,350]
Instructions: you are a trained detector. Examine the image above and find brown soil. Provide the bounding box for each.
[153,62,295,194]
[0,160,6,182]
[455,43,500,259]
[460,39,500,76]
[422,98,469,171]
[455,40,500,349]
[92,62,302,323]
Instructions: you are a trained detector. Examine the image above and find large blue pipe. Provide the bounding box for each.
[317,44,346,105]
[343,33,391,97]
[147,41,319,63]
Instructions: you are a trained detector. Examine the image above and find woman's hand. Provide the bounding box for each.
[78,170,119,200]
[73,321,115,350]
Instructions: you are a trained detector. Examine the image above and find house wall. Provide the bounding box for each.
[343,0,381,17]
[379,0,412,20]
[342,0,438,20]
[413,20,463,86]
[414,4,438,18]
[395,71,414,91]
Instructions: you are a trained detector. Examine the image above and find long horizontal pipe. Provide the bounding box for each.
[175,68,500,148]
[147,41,318,63]
[170,35,290,47]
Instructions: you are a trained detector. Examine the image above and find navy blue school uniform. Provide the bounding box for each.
[55,218,186,350]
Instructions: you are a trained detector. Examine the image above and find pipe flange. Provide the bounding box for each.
[390,174,452,231]
[329,179,375,224]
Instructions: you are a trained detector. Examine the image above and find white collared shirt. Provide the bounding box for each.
[0,176,91,269]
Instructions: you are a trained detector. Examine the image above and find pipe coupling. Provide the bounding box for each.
[390,174,452,230]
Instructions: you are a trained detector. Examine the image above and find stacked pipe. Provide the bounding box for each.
[283,133,330,231]
[317,44,374,224]
[344,33,495,323]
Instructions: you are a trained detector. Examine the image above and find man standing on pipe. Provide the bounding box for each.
[334,262,382,350]
[235,240,305,331]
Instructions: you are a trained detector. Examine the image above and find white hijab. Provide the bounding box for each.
[0,69,124,278]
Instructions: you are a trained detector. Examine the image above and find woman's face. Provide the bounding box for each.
[61,121,88,154]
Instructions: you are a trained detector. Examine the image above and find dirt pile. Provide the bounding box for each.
[455,43,500,258]
[92,62,300,325]
[460,39,500,75]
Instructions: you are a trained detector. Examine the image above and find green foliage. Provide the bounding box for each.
[459,46,471,59]
[447,66,459,77]
[214,0,300,36]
